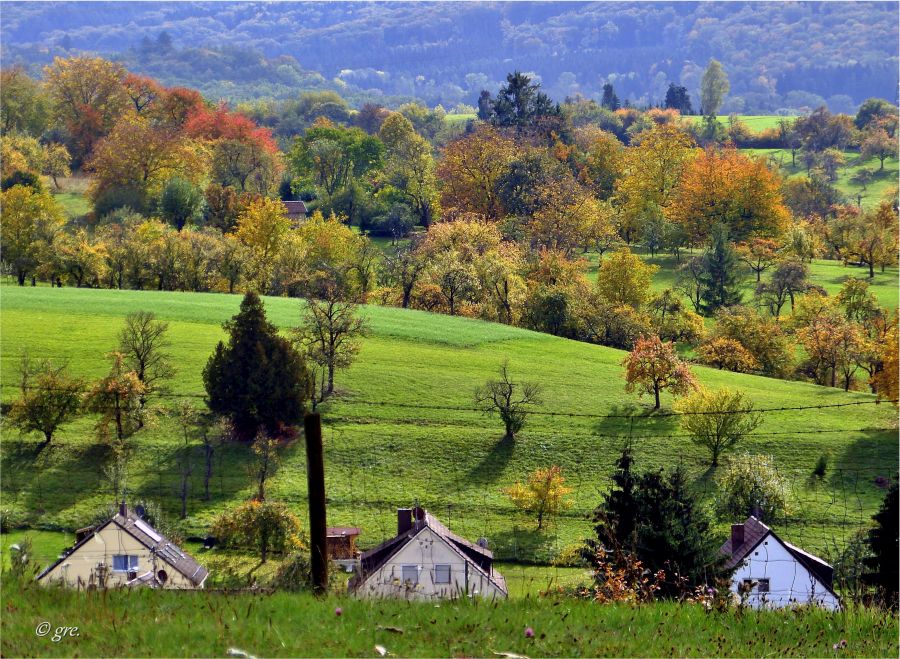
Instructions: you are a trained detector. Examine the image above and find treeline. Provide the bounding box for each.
[2,59,898,396]
[3,2,897,112]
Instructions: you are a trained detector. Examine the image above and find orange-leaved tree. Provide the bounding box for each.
[667,147,790,244]
[622,335,698,409]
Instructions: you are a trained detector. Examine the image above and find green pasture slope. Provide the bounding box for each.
[3,584,898,658]
[1,286,896,566]
[690,114,789,133]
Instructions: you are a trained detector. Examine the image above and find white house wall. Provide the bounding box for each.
[730,532,839,610]
[354,527,506,600]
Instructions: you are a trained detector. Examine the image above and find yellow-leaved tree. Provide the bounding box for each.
[503,466,573,530]
[234,196,293,293]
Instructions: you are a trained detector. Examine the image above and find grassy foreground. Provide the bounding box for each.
[3,584,898,657]
[1,285,896,564]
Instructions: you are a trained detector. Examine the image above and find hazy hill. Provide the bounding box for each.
[1,2,897,111]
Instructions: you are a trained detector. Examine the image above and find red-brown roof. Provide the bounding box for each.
[282,200,308,217]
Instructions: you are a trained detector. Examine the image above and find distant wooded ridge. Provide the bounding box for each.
[1,1,897,112]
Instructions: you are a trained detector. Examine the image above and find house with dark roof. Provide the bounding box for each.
[37,503,208,590]
[349,507,507,600]
[721,516,840,610]
[282,200,308,225]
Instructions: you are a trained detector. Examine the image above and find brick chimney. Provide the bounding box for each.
[731,523,744,548]
[397,508,413,535]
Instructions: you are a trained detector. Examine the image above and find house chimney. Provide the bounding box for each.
[397,508,413,535]
[119,501,127,517]
[731,523,744,548]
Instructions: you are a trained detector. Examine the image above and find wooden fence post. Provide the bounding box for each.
[304,412,328,595]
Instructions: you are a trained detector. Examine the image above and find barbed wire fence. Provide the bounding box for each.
[4,393,896,596]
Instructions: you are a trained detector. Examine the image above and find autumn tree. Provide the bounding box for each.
[615,124,694,244]
[714,306,794,377]
[436,124,515,219]
[860,128,895,172]
[668,148,789,244]
[212,500,303,564]
[203,292,310,439]
[85,352,148,445]
[475,360,543,441]
[572,126,624,201]
[379,112,438,226]
[158,177,205,230]
[88,115,205,212]
[736,238,780,282]
[503,466,572,530]
[234,196,292,292]
[622,335,698,409]
[797,309,864,389]
[43,56,130,162]
[871,320,899,403]
[676,388,761,467]
[8,356,83,449]
[0,67,51,136]
[381,243,427,309]
[843,201,898,279]
[1,185,67,285]
[754,259,809,318]
[696,338,760,373]
[596,247,658,309]
[41,143,71,190]
[185,104,282,194]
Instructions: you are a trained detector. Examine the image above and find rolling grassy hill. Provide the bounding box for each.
[1,285,896,567]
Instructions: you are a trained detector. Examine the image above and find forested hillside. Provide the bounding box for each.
[2,2,897,111]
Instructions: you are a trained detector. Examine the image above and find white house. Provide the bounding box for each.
[721,516,840,610]
[349,507,507,600]
[37,503,208,589]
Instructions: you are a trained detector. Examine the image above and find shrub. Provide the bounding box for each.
[212,500,304,563]
[271,552,312,592]
[715,454,789,523]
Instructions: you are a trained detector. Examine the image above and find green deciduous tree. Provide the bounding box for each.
[700,59,729,119]
[8,356,83,449]
[675,388,762,466]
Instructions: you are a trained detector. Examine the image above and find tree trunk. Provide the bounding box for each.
[654,384,661,410]
[327,362,335,394]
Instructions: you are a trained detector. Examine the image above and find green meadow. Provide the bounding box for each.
[1,285,896,568]
[3,582,898,658]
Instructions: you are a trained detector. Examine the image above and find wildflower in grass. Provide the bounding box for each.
[335,607,343,616]
[524,627,534,638]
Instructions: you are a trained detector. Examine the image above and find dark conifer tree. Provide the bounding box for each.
[863,481,898,609]
[664,83,694,114]
[601,83,620,111]
[699,224,743,315]
[203,292,310,440]
[588,447,728,597]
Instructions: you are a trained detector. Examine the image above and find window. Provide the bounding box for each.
[434,564,451,584]
[401,565,418,584]
[742,578,769,593]
[112,555,139,572]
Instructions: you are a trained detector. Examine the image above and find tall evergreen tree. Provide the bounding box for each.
[863,481,898,609]
[491,71,558,128]
[589,447,727,597]
[203,292,310,440]
[664,83,694,114]
[699,224,743,315]
[601,83,620,111]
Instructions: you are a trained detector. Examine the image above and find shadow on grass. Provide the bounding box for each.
[593,402,679,439]
[466,435,515,484]
[489,525,559,563]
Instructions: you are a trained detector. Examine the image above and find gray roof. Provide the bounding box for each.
[351,509,506,595]
[37,511,208,587]
[721,516,836,592]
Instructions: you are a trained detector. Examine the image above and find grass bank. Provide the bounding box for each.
[2,583,898,657]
